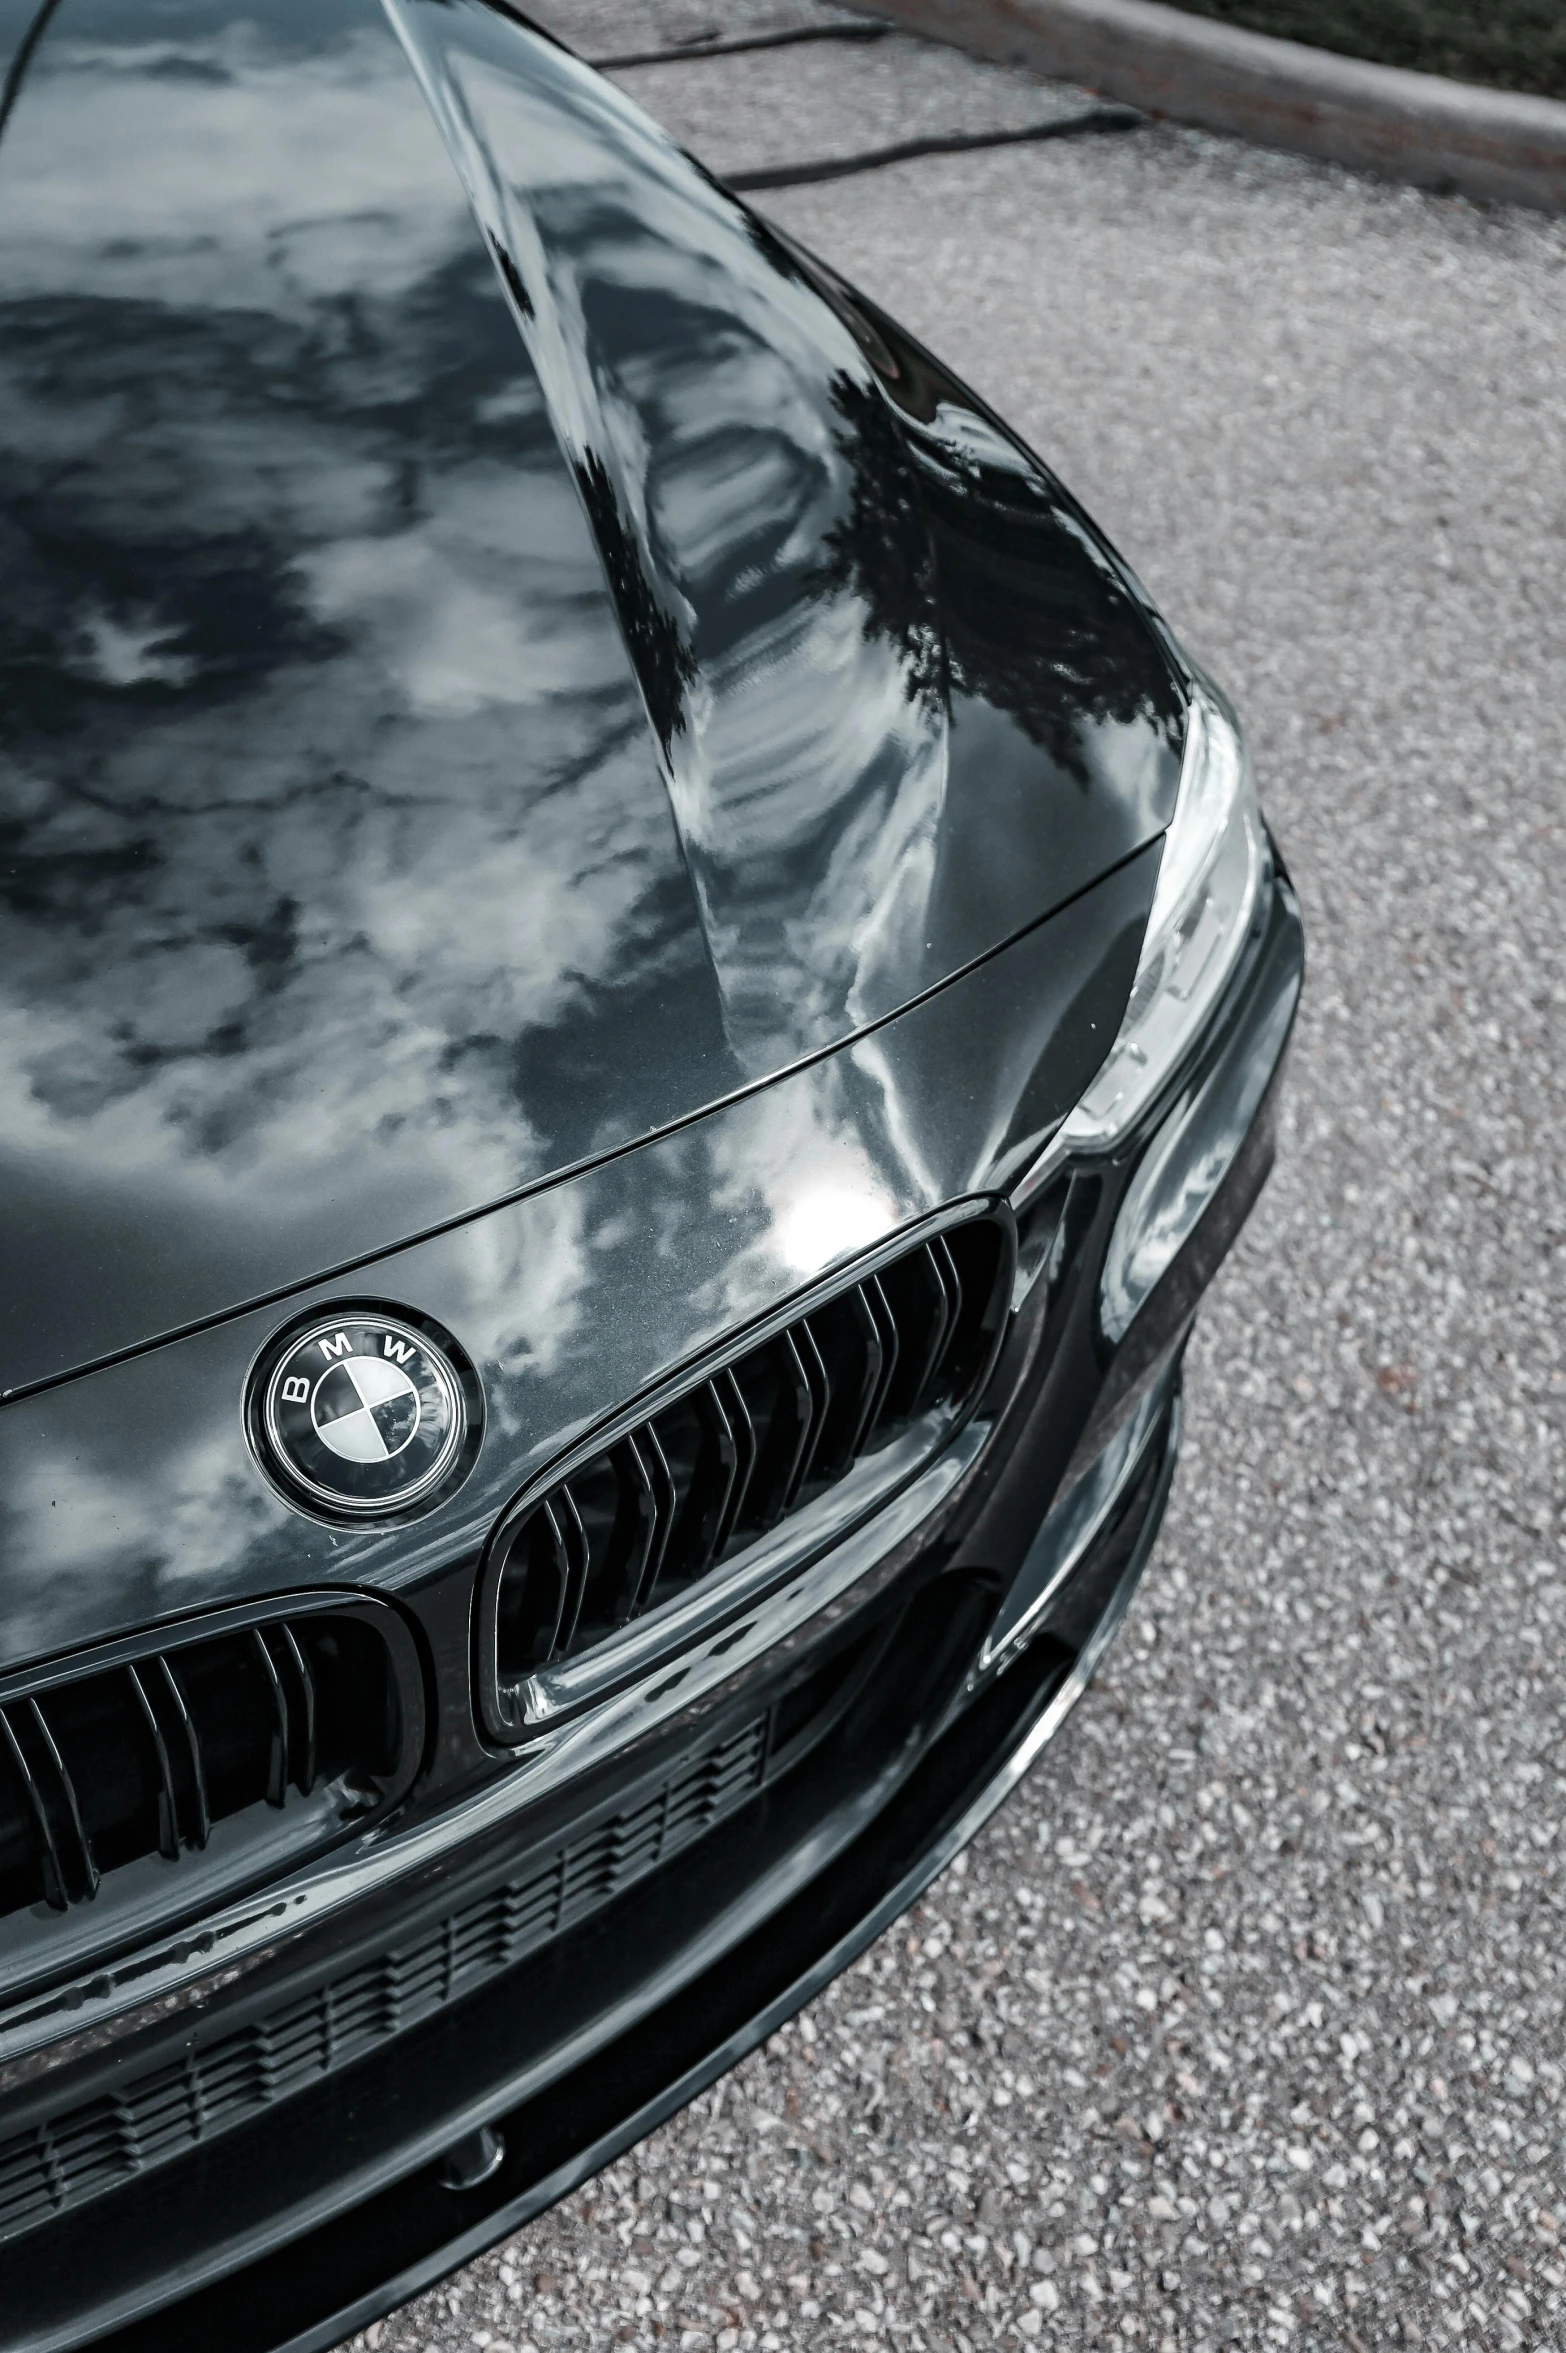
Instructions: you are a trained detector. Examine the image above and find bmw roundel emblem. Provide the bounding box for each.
[249,1308,476,1519]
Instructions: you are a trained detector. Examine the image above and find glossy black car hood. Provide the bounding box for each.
[0,0,1186,1398]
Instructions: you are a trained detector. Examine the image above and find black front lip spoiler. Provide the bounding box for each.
[84,1409,1179,2353]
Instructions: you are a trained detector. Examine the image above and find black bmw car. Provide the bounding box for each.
[0,2,1302,2343]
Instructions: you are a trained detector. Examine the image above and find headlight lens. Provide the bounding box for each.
[1057,682,1267,1158]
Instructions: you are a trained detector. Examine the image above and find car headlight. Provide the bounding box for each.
[1061,679,1267,1164]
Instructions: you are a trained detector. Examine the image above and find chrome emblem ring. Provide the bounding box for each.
[251,1309,470,1518]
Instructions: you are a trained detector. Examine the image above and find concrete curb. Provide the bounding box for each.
[853,0,1566,210]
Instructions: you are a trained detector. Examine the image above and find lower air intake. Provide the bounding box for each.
[0,1707,770,2246]
[0,1569,970,2248]
[482,1209,1011,1737]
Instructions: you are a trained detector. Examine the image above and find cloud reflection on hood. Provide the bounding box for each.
[0,0,1184,1397]
[386,0,954,1070]
[0,0,742,1387]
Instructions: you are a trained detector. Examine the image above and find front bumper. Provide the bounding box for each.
[0,866,1303,2353]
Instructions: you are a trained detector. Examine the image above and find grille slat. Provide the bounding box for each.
[29,1702,98,1904]
[124,1666,180,1862]
[687,1381,739,1583]
[786,1321,832,1511]
[833,1285,885,1476]
[156,1658,210,1851]
[613,1437,659,1623]
[526,1502,571,1668]
[277,1626,318,1796]
[555,1487,591,1653]
[769,1329,811,1516]
[490,1218,1007,1704]
[249,1631,291,1810]
[638,1424,678,1612]
[862,1275,901,1443]
[898,1243,951,1415]
[0,1711,69,1913]
[925,1237,964,1408]
[717,1368,759,1553]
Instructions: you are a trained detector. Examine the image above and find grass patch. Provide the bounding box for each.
[1159,0,1566,101]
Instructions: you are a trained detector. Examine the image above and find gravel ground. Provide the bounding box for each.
[343,18,1566,2352]
[602,33,1096,177]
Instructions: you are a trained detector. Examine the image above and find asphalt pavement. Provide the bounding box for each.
[342,11,1566,2349]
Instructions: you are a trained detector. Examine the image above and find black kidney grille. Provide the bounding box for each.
[492,1219,1006,1686]
[0,1611,411,1927]
[0,1709,772,2243]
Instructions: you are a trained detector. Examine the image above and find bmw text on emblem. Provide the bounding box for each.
[251,1310,474,1518]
